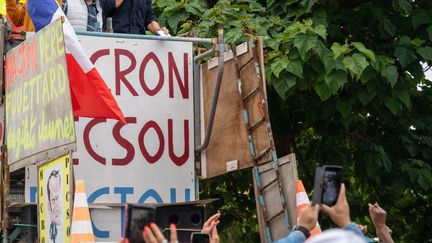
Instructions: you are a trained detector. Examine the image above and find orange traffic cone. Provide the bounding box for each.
[71,180,95,243]
[296,180,321,237]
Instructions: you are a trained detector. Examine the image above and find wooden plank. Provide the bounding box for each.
[254,153,298,242]
[200,42,270,178]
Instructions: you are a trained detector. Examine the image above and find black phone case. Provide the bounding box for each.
[312,167,325,205]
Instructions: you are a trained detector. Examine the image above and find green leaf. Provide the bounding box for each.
[331,43,351,59]
[404,144,418,157]
[270,56,288,78]
[399,36,411,46]
[343,53,369,78]
[427,25,432,41]
[336,100,352,118]
[273,74,297,99]
[410,38,425,47]
[412,9,430,30]
[381,65,398,87]
[352,42,376,63]
[286,59,304,78]
[314,81,332,101]
[384,96,401,115]
[358,89,377,106]
[314,25,327,39]
[366,159,381,177]
[293,32,318,60]
[323,52,345,73]
[394,47,417,68]
[382,19,396,37]
[224,27,243,44]
[185,0,208,16]
[360,66,376,83]
[314,40,330,60]
[324,69,347,94]
[395,90,411,108]
[393,0,412,15]
[167,12,188,33]
[418,171,431,191]
[416,46,432,61]
[301,0,317,13]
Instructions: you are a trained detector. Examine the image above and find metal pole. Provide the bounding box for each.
[194,48,216,62]
[2,147,9,243]
[195,29,225,152]
[75,31,215,44]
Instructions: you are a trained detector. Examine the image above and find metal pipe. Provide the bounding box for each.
[194,48,216,62]
[75,31,215,44]
[195,29,225,152]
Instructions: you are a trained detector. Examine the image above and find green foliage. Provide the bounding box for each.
[153,0,432,241]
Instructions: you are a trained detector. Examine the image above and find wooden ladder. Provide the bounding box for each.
[231,39,292,242]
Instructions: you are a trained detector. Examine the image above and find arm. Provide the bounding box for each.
[202,212,220,243]
[275,204,319,243]
[143,0,169,35]
[146,21,168,35]
[321,184,370,241]
[275,231,306,243]
[6,0,25,27]
[369,203,394,243]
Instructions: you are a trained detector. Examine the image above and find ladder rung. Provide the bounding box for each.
[266,209,285,223]
[254,147,271,161]
[238,58,254,73]
[259,178,278,192]
[243,87,260,101]
[249,117,265,132]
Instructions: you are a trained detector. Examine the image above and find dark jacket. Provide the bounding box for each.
[101,0,156,34]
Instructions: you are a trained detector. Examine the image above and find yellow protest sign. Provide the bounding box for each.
[5,18,75,171]
[38,154,71,243]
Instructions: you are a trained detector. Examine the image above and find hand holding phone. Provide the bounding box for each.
[320,183,351,227]
[124,204,156,243]
[191,232,210,243]
[312,166,342,206]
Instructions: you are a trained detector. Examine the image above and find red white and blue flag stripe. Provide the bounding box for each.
[27,0,125,123]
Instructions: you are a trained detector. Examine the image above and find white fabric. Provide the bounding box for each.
[66,0,103,31]
[305,229,366,243]
[71,220,94,234]
[51,7,94,72]
[67,0,88,31]
[296,191,310,206]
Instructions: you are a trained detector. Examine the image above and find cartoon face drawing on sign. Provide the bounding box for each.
[47,170,62,242]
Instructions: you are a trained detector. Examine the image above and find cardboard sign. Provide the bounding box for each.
[5,19,76,171]
[38,154,72,243]
[73,34,195,239]
[0,105,4,145]
[200,40,271,178]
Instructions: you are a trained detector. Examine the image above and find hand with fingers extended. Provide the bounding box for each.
[202,212,221,243]
[143,223,178,243]
[298,204,319,231]
[320,183,351,228]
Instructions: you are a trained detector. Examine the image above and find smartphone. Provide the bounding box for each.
[312,166,342,206]
[124,204,156,243]
[191,232,210,243]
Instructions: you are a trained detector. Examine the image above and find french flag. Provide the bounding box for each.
[27,0,126,123]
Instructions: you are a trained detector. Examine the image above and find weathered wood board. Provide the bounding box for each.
[200,38,271,178]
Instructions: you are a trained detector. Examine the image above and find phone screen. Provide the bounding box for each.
[191,233,210,243]
[125,205,155,243]
[322,168,342,206]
